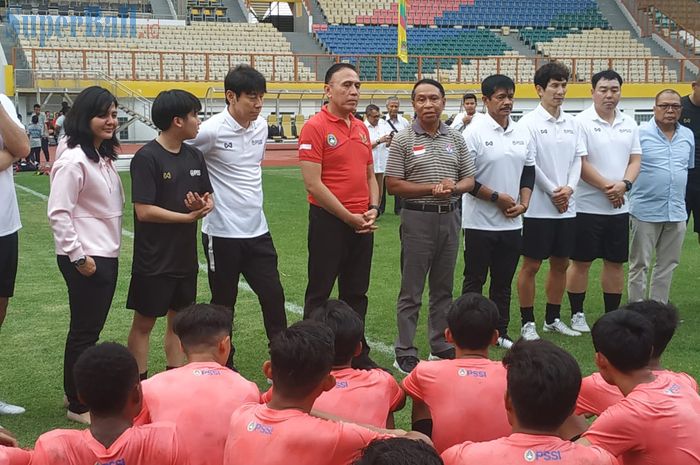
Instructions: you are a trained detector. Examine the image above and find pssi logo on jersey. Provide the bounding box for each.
[251,139,264,146]
[336,381,349,389]
[190,169,201,177]
[664,383,681,395]
[327,134,338,147]
[512,140,526,146]
[539,129,548,134]
[96,459,126,465]
[247,421,273,435]
[457,368,487,378]
[413,145,426,156]
[224,142,233,149]
[619,128,632,133]
[192,368,221,376]
[524,449,562,461]
[444,143,454,155]
[162,172,172,180]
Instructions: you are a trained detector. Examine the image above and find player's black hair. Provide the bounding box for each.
[33,103,41,109]
[534,61,570,89]
[73,342,139,416]
[64,86,120,162]
[411,78,445,100]
[324,63,358,84]
[224,64,267,99]
[447,293,499,350]
[591,69,623,88]
[622,301,679,360]
[353,438,444,465]
[269,320,335,399]
[310,299,364,366]
[173,304,232,352]
[503,340,582,431]
[365,104,381,114]
[591,310,654,372]
[462,93,477,103]
[31,115,38,124]
[151,89,202,131]
[481,74,515,98]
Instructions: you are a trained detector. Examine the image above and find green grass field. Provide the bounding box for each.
[1,167,699,446]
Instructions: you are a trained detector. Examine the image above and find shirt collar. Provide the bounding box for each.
[412,119,450,135]
[589,105,624,126]
[534,103,566,123]
[484,112,515,133]
[224,109,258,132]
[650,117,680,138]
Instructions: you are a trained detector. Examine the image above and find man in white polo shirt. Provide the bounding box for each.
[567,70,641,321]
[385,97,411,214]
[516,62,586,341]
[187,65,287,367]
[462,74,535,349]
[365,104,394,216]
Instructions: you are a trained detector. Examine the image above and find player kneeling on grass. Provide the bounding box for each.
[126,90,214,380]
[578,310,700,464]
[0,343,188,465]
[442,340,617,465]
[402,293,510,453]
[134,304,261,465]
[353,437,444,465]
[576,300,697,418]
[223,320,431,465]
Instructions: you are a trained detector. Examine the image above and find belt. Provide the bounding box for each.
[403,201,459,213]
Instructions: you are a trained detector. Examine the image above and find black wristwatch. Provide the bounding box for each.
[72,256,86,267]
[623,179,633,192]
[490,191,499,202]
[369,204,380,214]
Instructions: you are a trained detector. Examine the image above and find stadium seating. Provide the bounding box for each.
[7,0,152,15]
[187,0,228,22]
[19,21,316,82]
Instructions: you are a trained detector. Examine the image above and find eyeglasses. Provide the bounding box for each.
[656,104,682,111]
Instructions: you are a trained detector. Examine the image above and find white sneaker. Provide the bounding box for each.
[571,312,591,333]
[520,322,540,341]
[0,401,25,415]
[497,336,514,349]
[543,319,581,336]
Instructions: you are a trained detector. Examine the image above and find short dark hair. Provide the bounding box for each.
[503,340,581,431]
[591,310,654,372]
[447,293,499,350]
[73,342,139,416]
[462,93,477,103]
[173,304,232,352]
[151,89,202,131]
[591,69,623,88]
[64,86,120,162]
[365,104,380,114]
[324,63,358,84]
[411,78,445,100]
[534,61,570,89]
[481,74,515,98]
[353,438,444,465]
[33,103,40,109]
[224,64,267,99]
[622,300,679,359]
[269,320,334,399]
[31,115,38,124]
[310,299,363,365]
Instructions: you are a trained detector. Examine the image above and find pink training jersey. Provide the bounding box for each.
[441,433,619,465]
[0,446,31,465]
[576,370,698,417]
[262,367,404,428]
[583,373,700,465]
[223,403,388,465]
[30,423,187,465]
[134,361,261,465]
[402,358,510,452]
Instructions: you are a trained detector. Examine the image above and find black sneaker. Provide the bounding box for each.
[393,356,420,375]
[428,347,456,361]
[351,352,381,370]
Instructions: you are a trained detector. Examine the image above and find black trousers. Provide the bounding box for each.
[40,137,49,162]
[57,255,118,414]
[202,232,287,367]
[304,205,374,356]
[462,229,521,337]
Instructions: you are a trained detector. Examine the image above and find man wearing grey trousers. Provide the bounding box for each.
[385,78,475,374]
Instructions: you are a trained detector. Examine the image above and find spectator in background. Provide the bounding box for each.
[385,96,411,214]
[32,104,50,166]
[449,93,479,133]
[365,104,394,216]
[26,114,43,167]
[628,90,694,303]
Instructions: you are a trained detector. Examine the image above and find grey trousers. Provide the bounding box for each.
[395,208,459,358]
[628,216,686,303]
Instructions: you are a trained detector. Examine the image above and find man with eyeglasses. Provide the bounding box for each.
[365,104,394,216]
[627,90,694,303]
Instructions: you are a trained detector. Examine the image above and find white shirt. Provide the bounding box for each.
[187,110,269,238]
[519,104,586,219]
[365,119,392,173]
[385,114,411,132]
[450,111,481,133]
[0,94,24,236]
[575,105,642,215]
[462,113,536,231]
[55,114,66,139]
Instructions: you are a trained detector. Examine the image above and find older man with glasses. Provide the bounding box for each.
[628,89,695,303]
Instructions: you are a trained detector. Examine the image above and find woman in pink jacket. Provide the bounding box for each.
[48,86,123,424]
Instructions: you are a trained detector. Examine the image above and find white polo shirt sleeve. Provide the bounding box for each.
[0,93,24,236]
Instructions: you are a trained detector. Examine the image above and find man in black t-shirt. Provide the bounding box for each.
[680,79,700,242]
[126,90,214,380]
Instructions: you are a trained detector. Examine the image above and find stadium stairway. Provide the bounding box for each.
[222,0,248,22]
[307,0,328,24]
[282,31,335,81]
[0,24,31,88]
[149,0,175,18]
[499,31,538,57]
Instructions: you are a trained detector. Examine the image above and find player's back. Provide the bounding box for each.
[0,446,32,465]
[30,423,185,465]
[136,362,261,465]
[402,358,510,452]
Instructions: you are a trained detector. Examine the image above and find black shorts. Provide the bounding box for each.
[0,232,18,298]
[571,213,629,263]
[126,273,197,317]
[522,217,576,260]
[686,186,700,234]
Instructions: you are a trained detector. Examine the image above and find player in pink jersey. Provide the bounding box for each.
[0,428,31,465]
[579,310,700,464]
[223,321,430,465]
[402,293,510,452]
[134,304,261,465]
[353,437,443,464]
[576,300,697,417]
[442,340,618,465]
